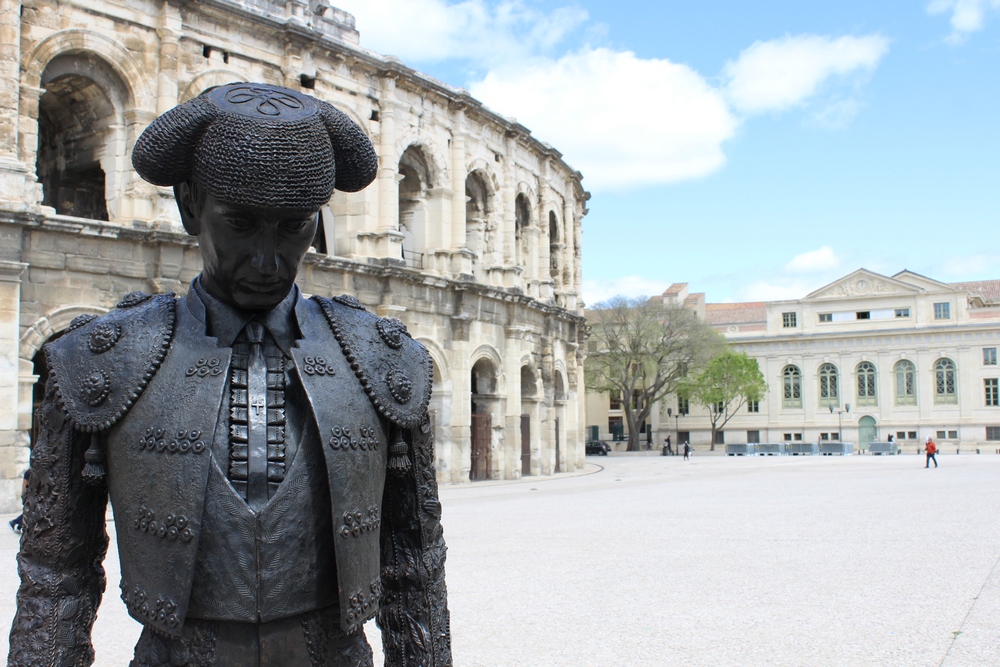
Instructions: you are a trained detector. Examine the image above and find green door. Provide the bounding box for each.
[858,415,877,451]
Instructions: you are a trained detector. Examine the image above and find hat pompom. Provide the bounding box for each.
[132,96,218,187]
[318,102,379,193]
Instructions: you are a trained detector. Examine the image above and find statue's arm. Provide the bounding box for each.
[8,374,109,667]
[378,417,452,667]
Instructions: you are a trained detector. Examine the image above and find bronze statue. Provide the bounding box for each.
[8,83,451,667]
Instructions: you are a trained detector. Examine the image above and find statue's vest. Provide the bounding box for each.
[44,290,432,637]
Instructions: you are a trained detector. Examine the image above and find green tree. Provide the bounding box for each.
[586,296,722,452]
[681,350,766,451]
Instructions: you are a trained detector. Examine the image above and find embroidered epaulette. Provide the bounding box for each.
[314,295,432,429]
[45,293,176,433]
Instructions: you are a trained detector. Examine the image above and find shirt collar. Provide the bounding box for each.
[189,277,301,355]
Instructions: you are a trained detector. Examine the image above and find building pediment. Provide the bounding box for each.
[805,269,921,301]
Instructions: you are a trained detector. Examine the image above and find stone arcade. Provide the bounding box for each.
[0,0,589,511]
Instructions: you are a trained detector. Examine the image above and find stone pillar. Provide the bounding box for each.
[0,0,35,212]
[501,134,516,267]
[450,107,467,251]
[563,200,574,290]
[377,80,398,233]
[156,1,182,115]
[0,260,27,513]
[504,331,522,479]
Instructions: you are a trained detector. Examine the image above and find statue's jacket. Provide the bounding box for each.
[8,289,452,667]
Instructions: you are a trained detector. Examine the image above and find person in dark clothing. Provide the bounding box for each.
[683,441,691,460]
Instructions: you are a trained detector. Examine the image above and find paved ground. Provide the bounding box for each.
[3,453,1000,666]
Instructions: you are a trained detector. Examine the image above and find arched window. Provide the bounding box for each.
[398,146,431,267]
[856,362,877,406]
[818,363,839,407]
[782,365,802,408]
[894,360,916,406]
[548,210,560,281]
[515,193,531,267]
[934,358,957,404]
[465,171,493,271]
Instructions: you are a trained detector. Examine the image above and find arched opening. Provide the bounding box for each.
[894,360,917,406]
[818,363,839,408]
[553,370,566,473]
[514,193,531,269]
[465,171,493,273]
[548,210,560,282]
[934,358,957,404]
[470,358,498,481]
[36,54,128,221]
[856,361,877,406]
[398,146,431,268]
[782,365,802,408]
[520,365,537,476]
[858,415,878,448]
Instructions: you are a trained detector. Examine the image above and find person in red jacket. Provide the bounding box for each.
[925,436,939,468]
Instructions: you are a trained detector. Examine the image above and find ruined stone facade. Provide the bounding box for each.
[0,0,589,511]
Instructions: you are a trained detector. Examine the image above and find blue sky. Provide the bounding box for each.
[335,0,1000,304]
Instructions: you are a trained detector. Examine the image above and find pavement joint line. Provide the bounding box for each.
[938,548,1000,667]
[442,461,604,489]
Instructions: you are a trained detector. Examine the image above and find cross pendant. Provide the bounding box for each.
[251,398,266,416]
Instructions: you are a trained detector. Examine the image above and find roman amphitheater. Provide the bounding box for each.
[0,0,589,511]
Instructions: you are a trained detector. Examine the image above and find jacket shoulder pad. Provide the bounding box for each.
[45,293,176,433]
[314,295,432,429]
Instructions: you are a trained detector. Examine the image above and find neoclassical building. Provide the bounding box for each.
[587,270,1000,452]
[0,0,589,511]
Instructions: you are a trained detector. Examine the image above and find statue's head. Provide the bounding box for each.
[132,83,378,310]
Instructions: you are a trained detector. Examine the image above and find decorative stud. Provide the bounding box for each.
[376,317,409,349]
[302,355,336,376]
[88,322,121,354]
[80,370,111,406]
[117,291,152,308]
[67,313,98,332]
[186,357,223,377]
[385,366,412,404]
[332,294,365,310]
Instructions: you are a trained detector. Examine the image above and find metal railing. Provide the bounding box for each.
[402,249,424,270]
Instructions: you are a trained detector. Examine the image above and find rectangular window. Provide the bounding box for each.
[713,431,725,445]
[985,348,998,365]
[608,416,623,440]
[948,430,958,439]
[936,430,946,439]
[819,313,832,323]
[856,311,871,320]
[747,400,759,413]
[747,430,760,443]
[934,302,951,320]
[715,401,725,413]
[820,432,829,441]
[793,433,803,441]
[987,378,999,407]
[609,391,622,411]
[832,432,840,441]
[895,308,910,318]
[782,312,797,328]
[907,431,917,440]
[987,427,1000,441]
[896,431,906,440]
[677,397,689,415]
[783,433,792,442]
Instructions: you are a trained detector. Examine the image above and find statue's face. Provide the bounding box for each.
[177,183,319,311]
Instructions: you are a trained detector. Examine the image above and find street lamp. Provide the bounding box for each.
[829,403,851,450]
[667,407,681,455]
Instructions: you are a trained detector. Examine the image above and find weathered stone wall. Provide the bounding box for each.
[0,0,589,511]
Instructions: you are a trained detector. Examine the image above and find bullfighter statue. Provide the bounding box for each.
[8,82,451,667]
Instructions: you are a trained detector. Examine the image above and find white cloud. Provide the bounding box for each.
[582,275,671,305]
[338,0,587,65]
[723,34,889,114]
[928,0,1000,42]
[785,246,840,273]
[471,49,738,190]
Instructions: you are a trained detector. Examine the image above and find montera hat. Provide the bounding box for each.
[132,82,378,210]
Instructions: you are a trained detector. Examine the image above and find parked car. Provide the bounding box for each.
[585,440,610,456]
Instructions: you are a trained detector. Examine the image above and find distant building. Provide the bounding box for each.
[586,270,1000,452]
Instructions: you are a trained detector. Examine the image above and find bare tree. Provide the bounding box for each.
[681,350,766,451]
[585,296,722,452]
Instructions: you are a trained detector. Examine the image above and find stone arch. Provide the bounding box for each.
[392,134,449,187]
[398,144,434,261]
[548,209,561,282]
[416,337,454,478]
[179,68,248,103]
[465,168,498,269]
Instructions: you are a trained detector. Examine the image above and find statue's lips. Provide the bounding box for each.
[239,280,283,293]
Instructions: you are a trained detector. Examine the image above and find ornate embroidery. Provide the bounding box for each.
[186,357,223,377]
[385,365,412,404]
[138,427,207,455]
[329,425,380,451]
[121,581,182,629]
[229,343,287,487]
[66,313,98,331]
[225,85,303,116]
[332,294,365,309]
[341,505,381,538]
[376,317,409,349]
[80,369,110,406]
[302,355,336,376]
[87,322,121,353]
[116,291,152,308]
[134,505,194,543]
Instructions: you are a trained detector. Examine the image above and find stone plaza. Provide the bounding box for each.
[4,453,1000,666]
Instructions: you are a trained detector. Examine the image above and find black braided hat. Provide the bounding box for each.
[132,83,378,209]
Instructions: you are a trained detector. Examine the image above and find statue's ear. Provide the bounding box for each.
[132,96,217,187]
[318,102,379,193]
[174,181,203,236]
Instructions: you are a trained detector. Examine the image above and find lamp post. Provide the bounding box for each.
[829,403,851,451]
[667,407,681,455]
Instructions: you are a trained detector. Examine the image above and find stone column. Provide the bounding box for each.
[501,133,516,267]
[0,0,35,212]
[450,107,467,251]
[0,260,27,513]
[156,1,182,115]
[563,200,574,290]
[377,79,398,233]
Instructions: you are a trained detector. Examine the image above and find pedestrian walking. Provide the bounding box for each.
[683,441,691,460]
[664,436,673,456]
[925,436,938,468]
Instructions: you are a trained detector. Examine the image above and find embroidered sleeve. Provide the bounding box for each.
[8,375,110,667]
[377,417,452,667]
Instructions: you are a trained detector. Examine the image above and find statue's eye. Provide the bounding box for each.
[284,218,311,233]
[227,218,255,231]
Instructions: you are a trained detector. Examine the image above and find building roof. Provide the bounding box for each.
[705,302,767,325]
[950,279,1000,304]
[663,283,687,296]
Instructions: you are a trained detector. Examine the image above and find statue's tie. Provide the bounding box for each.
[245,321,269,512]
